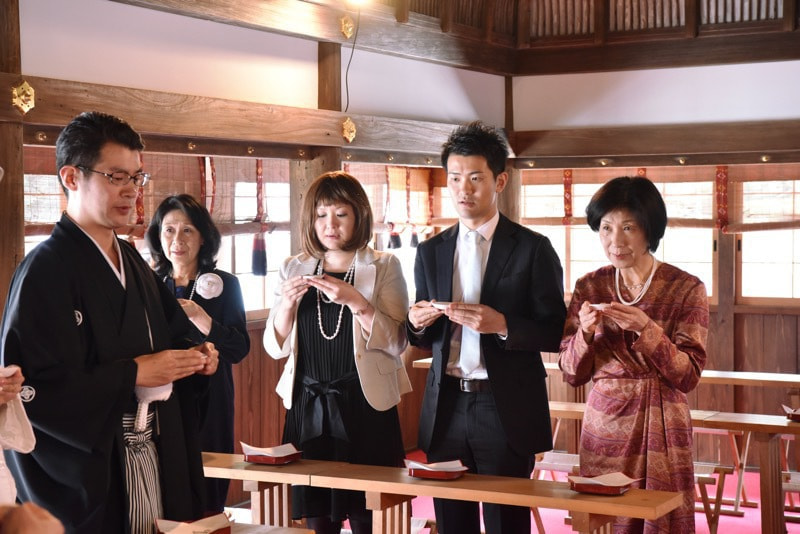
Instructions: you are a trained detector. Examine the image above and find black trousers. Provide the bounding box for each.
[426,377,535,534]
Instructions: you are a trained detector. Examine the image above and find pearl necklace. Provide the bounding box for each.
[316,258,356,341]
[168,272,198,301]
[615,257,658,306]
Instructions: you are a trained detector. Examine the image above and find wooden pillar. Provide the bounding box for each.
[288,147,342,255]
[500,166,521,223]
[0,0,24,320]
[318,42,342,112]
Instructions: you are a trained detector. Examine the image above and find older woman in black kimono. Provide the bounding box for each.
[146,194,250,514]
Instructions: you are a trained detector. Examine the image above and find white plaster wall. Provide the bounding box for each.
[341,48,505,125]
[19,0,319,109]
[514,60,800,130]
[18,0,504,125]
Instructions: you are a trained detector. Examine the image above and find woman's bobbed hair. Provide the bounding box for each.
[301,171,374,258]
[585,176,667,253]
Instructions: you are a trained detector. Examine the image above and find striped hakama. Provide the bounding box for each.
[123,410,162,534]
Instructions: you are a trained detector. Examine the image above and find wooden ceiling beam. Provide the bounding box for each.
[511,120,800,161]
[0,72,454,155]
[110,0,515,75]
[515,30,800,74]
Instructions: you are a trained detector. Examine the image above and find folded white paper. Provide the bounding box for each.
[0,365,35,454]
[783,404,800,416]
[568,472,639,487]
[403,459,468,472]
[240,441,299,457]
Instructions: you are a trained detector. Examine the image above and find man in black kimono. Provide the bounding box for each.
[0,111,219,534]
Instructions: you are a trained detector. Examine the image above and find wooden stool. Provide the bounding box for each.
[693,427,756,515]
[694,462,734,534]
[530,451,580,533]
[783,471,800,523]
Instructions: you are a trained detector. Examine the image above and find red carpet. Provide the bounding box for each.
[406,450,800,533]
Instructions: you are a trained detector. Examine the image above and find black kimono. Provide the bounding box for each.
[0,214,207,533]
[166,270,249,513]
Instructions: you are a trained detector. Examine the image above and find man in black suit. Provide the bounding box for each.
[406,121,567,534]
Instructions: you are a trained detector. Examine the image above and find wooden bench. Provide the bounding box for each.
[204,452,683,534]
[529,451,731,534]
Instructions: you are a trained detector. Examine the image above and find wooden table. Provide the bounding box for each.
[413,358,800,391]
[203,453,682,534]
[202,452,348,527]
[413,358,800,509]
[537,403,800,533]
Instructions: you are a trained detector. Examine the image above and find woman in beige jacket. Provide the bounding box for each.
[263,171,411,534]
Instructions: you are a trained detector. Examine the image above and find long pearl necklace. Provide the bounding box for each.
[615,256,658,306]
[316,257,356,341]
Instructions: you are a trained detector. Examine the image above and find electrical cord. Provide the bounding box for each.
[343,8,361,113]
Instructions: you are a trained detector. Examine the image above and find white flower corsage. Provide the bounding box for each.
[195,273,223,299]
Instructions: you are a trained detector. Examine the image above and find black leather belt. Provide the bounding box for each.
[446,375,491,393]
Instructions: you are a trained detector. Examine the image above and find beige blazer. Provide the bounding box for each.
[263,247,412,411]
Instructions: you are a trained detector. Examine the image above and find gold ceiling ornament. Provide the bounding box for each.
[340,15,355,39]
[11,80,35,115]
[342,117,356,143]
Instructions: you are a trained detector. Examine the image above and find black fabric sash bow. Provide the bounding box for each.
[300,371,358,444]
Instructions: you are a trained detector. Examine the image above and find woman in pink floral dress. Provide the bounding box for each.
[559,176,708,533]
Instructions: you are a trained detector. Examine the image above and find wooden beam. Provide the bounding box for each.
[318,42,342,112]
[110,0,515,75]
[0,73,456,155]
[515,30,800,74]
[511,120,800,159]
[22,124,312,160]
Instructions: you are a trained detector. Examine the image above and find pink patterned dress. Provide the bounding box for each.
[559,263,708,534]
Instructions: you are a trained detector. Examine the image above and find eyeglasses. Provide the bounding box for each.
[76,165,150,187]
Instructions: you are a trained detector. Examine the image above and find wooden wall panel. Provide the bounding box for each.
[227,320,286,506]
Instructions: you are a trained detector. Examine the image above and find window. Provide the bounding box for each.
[214,158,291,312]
[522,169,714,298]
[738,178,800,299]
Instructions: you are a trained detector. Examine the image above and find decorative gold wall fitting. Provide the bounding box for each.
[11,80,35,115]
[247,146,255,155]
[340,15,355,39]
[34,131,48,142]
[187,141,197,151]
[342,117,356,143]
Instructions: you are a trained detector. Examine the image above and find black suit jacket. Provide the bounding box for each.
[408,214,566,457]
